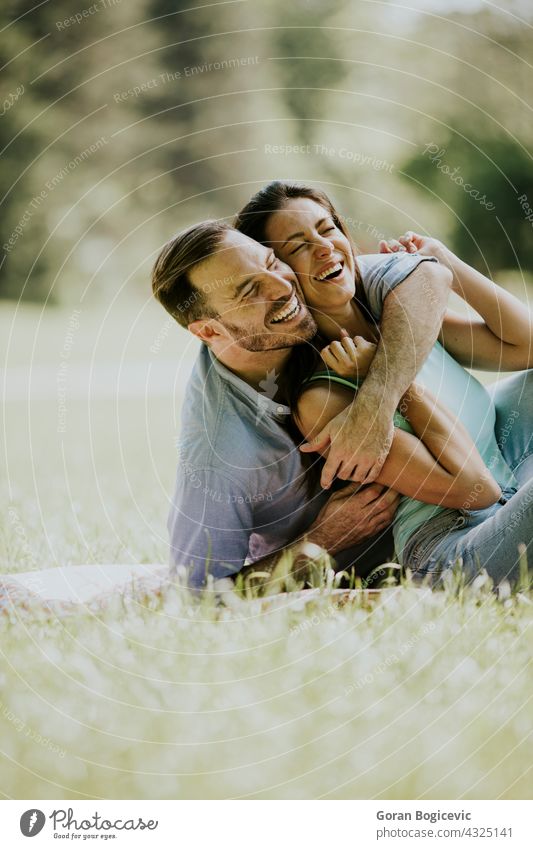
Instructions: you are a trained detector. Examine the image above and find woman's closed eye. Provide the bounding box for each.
[289,227,336,255]
[289,241,305,255]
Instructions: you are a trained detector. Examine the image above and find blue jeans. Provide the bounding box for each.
[404,370,533,587]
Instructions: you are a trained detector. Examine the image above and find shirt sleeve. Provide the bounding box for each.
[356,252,439,321]
[167,465,255,589]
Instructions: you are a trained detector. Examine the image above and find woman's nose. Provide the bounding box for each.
[313,237,333,258]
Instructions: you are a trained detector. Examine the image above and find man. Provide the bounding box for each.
[151,222,452,590]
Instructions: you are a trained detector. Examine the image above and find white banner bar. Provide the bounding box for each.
[1,799,531,847]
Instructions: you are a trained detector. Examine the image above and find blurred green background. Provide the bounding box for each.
[2,0,533,306]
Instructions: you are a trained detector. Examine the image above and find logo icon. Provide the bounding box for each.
[20,809,46,837]
[256,368,279,424]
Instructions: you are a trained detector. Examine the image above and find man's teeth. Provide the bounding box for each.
[315,262,342,281]
[270,296,300,323]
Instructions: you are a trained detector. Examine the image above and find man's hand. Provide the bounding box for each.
[320,330,377,380]
[307,482,400,555]
[237,484,400,597]
[300,397,395,488]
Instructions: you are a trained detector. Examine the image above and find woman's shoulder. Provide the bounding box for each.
[305,367,361,392]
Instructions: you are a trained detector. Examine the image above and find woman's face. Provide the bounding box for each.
[264,197,356,311]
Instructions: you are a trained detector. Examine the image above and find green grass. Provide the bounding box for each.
[0,303,532,799]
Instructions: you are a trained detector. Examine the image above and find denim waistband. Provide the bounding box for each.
[403,486,517,574]
[402,508,469,573]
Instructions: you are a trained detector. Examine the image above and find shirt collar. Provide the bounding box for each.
[206,347,291,420]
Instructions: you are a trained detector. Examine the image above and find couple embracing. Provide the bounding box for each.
[152,182,533,593]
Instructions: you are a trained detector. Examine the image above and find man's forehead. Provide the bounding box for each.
[218,229,268,263]
[192,230,269,292]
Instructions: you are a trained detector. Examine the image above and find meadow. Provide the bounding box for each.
[1,302,531,799]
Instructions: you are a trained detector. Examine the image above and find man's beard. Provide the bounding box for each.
[220,311,317,352]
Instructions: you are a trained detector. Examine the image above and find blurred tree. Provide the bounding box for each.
[0,5,53,300]
[272,0,349,146]
[402,135,533,272]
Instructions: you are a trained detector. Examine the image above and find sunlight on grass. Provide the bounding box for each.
[1,304,531,800]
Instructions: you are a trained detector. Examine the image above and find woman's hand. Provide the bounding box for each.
[379,231,449,261]
[320,330,377,379]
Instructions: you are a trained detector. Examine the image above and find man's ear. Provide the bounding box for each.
[188,317,227,345]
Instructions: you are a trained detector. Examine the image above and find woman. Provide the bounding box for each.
[235,182,533,587]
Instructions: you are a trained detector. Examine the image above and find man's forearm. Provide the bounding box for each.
[236,484,399,594]
[238,533,336,595]
[237,502,369,593]
[356,262,452,412]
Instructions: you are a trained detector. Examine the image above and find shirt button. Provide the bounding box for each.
[277,405,285,414]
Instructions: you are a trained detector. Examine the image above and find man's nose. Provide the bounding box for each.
[264,272,293,300]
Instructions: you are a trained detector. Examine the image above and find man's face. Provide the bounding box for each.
[189,230,317,351]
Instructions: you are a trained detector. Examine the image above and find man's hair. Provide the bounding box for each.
[151,219,232,328]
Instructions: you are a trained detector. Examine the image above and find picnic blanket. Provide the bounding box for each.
[0,563,171,618]
[0,564,403,620]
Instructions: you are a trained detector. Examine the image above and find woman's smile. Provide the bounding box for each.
[264,197,356,310]
[313,259,345,283]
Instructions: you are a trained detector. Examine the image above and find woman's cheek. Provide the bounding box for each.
[300,284,323,310]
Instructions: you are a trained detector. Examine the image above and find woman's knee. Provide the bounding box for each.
[493,369,533,420]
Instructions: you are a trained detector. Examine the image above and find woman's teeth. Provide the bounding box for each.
[270,296,300,323]
[315,261,343,281]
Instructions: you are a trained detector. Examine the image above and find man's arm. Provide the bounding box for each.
[385,232,533,371]
[169,463,399,595]
[301,260,453,488]
[238,484,399,596]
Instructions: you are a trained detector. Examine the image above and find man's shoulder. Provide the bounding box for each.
[179,346,266,474]
[356,252,438,319]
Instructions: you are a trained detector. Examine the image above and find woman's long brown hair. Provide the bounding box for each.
[235,182,368,494]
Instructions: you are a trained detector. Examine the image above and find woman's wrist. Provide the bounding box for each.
[432,245,462,291]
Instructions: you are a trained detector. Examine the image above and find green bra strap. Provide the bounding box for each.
[306,370,362,392]
[306,370,413,434]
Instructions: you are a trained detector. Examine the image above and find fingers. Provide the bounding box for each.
[360,463,381,484]
[340,334,358,358]
[399,231,422,252]
[300,430,331,455]
[320,347,340,371]
[358,491,400,536]
[399,237,416,253]
[329,340,346,360]
[366,511,394,536]
[326,480,360,502]
[337,459,371,484]
[363,488,401,516]
[381,239,406,253]
[352,483,386,505]
[321,339,355,375]
[337,452,384,485]
[320,341,344,366]
[380,233,422,255]
[320,452,343,489]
